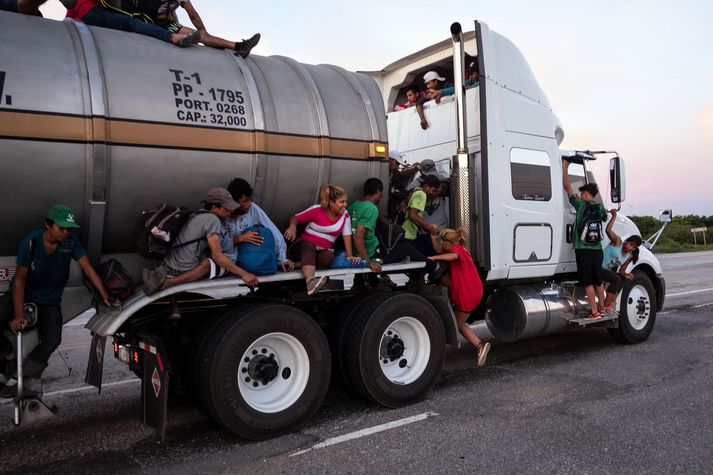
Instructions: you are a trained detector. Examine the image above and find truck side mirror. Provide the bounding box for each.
[659,209,673,222]
[609,156,626,203]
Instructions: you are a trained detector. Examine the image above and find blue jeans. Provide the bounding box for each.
[83,7,171,43]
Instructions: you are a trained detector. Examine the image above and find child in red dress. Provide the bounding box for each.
[428,227,491,367]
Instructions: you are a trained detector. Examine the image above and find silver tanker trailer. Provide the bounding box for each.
[0,12,665,440]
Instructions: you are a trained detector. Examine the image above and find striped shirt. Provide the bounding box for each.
[295,205,352,250]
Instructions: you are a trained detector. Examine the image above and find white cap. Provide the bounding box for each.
[388,150,407,166]
[423,71,446,83]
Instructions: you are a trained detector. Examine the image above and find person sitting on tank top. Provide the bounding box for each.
[283,184,361,296]
[141,188,259,296]
[156,0,260,58]
[64,0,202,48]
[223,177,295,272]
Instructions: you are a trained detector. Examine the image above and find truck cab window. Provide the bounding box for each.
[510,148,552,201]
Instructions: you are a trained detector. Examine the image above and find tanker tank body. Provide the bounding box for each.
[0,11,389,311]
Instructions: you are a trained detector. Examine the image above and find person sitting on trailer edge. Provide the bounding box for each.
[224,177,294,271]
[348,178,384,288]
[428,227,490,367]
[562,160,608,319]
[65,0,201,48]
[0,205,113,397]
[600,208,643,315]
[155,0,260,57]
[284,184,360,295]
[142,188,258,295]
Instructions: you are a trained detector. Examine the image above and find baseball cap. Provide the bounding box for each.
[388,150,407,166]
[423,71,446,83]
[204,187,240,212]
[46,204,80,229]
[419,174,441,188]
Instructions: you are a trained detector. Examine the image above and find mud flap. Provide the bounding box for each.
[140,339,170,442]
[85,334,106,391]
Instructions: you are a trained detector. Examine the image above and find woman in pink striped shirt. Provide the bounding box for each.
[284,184,361,295]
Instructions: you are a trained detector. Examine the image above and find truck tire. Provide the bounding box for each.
[608,270,657,344]
[343,293,445,407]
[197,304,331,440]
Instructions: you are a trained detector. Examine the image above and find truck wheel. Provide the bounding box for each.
[197,305,330,440]
[608,270,657,344]
[343,293,445,407]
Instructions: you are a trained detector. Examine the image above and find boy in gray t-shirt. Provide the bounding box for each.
[142,188,259,295]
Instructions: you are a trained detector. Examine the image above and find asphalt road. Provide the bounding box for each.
[0,251,711,474]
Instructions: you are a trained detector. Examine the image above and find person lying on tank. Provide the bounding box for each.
[562,160,608,320]
[427,227,490,367]
[156,0,260,58]
[393,84,430,130]
[0,205,113,398]
[64,0,202,48]
[600,208,643,316]
[142,188,259,296]
[283,184,360,296]
[224,177,294,272]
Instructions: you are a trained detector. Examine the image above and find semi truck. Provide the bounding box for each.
[0,13,665,440]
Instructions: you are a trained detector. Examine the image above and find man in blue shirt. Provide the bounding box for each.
[0,205,111,396]
[225,178,295,272]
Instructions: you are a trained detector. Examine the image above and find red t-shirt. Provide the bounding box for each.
[66,0,100,21]
[445,244,483,313]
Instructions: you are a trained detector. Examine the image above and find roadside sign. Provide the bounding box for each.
[691,227,708,245]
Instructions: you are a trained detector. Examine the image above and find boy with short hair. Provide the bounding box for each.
[562,160,608,319]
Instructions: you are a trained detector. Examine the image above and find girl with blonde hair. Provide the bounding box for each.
[428,227,490,367]
[284,184,360,295]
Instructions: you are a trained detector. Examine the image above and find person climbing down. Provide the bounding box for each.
[156,0,260,57]
[600,208,643,315]
[428,227,490,367]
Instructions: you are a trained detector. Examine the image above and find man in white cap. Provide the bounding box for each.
[142,187,258,295]
[389,150,421,192]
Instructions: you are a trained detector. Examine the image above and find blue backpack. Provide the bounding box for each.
[236,225,278,275]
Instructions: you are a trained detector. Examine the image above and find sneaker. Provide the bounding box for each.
[179,30,201,47]
[306,276,327,296]
[234,33,261,58]
[428,262,448,284]
[142,267,167,296]
[379,273,398,289]
[476,342,491,368]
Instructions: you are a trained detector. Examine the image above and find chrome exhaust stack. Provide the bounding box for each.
[449,22,473,250]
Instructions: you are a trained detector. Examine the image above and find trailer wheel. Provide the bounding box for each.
[197,305,330,440]
[343,293,445,407]
[608,270,657,344]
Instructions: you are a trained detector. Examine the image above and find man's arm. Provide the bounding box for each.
[407,208,438,235]
[181,0,207,31]
[9,267,28,334]
[353,225,381,272]
[562,160,575,197]
[207,234,258,285]
[77,256,112,306]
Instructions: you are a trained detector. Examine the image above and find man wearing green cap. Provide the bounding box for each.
[0,204,111,397]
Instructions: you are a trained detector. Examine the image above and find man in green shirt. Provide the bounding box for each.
[348,178,384,274]
[562,160,608,319]
[403,174,441,256]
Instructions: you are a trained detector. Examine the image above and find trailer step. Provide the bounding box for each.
[568,313,618,327]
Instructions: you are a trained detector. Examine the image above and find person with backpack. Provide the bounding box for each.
[155,0,260,57]
[0,205,113,397]
[562,160,608,319]
[403,174,442,256]
[224,177,294,274]
[427,227,490,367]
[141,188,258,295]
[600,208,643,315]
[65,0,202,48]
[283,184,359,295]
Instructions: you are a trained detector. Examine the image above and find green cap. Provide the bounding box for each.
[46,204,80,229]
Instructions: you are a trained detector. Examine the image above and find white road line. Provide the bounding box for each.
[666,287,713,297]
[0,378,140,405]
[692,302,713,309]
[290,411,438,457]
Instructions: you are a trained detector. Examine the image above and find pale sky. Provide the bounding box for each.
[40,0,713,216]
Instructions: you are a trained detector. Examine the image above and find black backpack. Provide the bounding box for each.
[376,216,405,257]
[578,202,603,244]
[132,204,203,260]
[96,259,137,302]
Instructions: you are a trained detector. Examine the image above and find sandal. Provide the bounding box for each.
[584,312,602,320]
